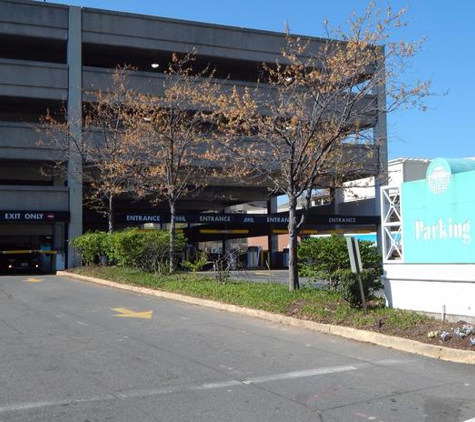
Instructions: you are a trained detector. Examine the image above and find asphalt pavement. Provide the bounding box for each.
[1,273,474,421]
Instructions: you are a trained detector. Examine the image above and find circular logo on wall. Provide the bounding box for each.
[426,159,451,195]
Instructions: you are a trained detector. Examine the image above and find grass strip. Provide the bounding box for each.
[72,266,432,333]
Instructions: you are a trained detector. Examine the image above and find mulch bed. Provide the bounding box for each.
[285,300,475,351]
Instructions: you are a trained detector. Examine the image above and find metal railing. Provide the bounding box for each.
[381,186,403,262]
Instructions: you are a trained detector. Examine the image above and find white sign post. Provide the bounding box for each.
[346,237,367,313]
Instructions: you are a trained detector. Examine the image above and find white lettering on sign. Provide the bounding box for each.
[199,215,231,223]
[126,215,160,222]
[5,213,21,220]
[25,213,44,220]
[328,217,356,223]
[267,217,288,223]
[415,218,471,244]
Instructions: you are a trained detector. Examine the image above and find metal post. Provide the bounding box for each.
[346,236,367,313]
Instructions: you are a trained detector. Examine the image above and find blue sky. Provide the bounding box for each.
[45,0,474,161]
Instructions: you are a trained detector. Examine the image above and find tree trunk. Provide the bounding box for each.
[107,194,114,234]
[169,200,176,274]
[287,198,300,291]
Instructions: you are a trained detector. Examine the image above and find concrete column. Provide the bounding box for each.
[66,6,83,268]
[54,222,66,270]
[332,187,344,215]
[374,46,388,251]
[223,205,233,259]
[53,223,65,250]
[267,196,278,268]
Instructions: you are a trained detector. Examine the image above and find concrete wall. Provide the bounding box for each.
[83,67,166,97]
[82,8,295,62]
[384,263,475,322]
[83,66,262,98]
[0,186,69,210]
[0,122,65,160]
[338,198,376,216]
[0,59,68,100]
[0,0,68,39]
[388,159,429,186]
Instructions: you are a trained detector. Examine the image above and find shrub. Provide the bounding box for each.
[70,231,112,266]
[297,235,382,290]
[72,229,186,273]
[109,229,146,268]
[110,229,186,274]
[181,251,210,272]
[335,268,383,308]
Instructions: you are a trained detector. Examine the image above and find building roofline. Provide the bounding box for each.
[25,0,332,43]
[389,157,431,165]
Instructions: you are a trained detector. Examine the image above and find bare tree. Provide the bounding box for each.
[81,68,137,233]
[218,3,430,290]
[39,68,133,233]
[114,52,221,273]
[41,56,223,271]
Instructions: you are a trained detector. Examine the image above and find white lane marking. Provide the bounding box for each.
[0,395,116,413]
[121,380,243,399]
[123,364,358,399]
[118,364,357,400]
[200,380,242,390]
[0,364,357,413]
[243,365,357,384]
[463,418,475,422]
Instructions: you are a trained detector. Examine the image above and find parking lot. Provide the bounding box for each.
[1,273,474,421]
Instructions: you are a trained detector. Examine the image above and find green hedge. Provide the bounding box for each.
[71,229,186,273]
[70,231,111,266]
[297,235,382,292]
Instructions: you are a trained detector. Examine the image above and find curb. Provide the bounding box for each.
[57,271,475,365]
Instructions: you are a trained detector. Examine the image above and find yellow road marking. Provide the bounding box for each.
[26,278,44,283]
[111,307,153,319]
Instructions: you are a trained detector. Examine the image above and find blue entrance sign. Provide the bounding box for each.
[402,157,475,264]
